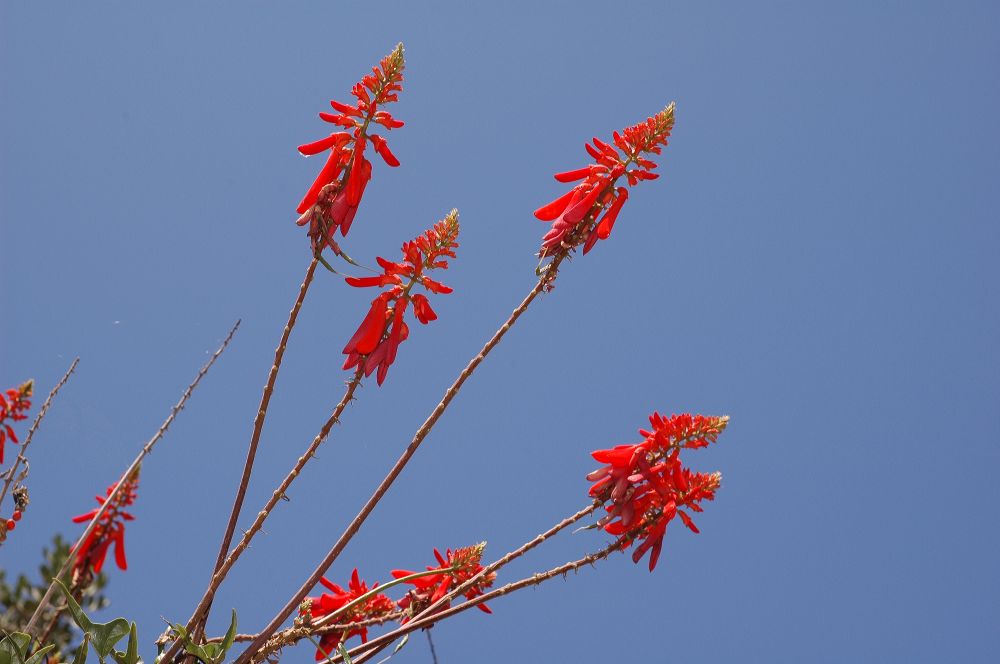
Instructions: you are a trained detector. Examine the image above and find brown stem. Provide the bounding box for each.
[230,254,568,664]
[0,358,79,509]
[191,257,318,642]
[24,321,240,636]
[409,503,598,626]
[161,366,366,664]
[347,541,622,664]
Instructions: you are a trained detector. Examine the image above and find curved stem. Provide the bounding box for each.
[231,255,567,664]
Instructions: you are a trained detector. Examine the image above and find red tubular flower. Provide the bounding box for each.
[0,380,32,464]
[392,543,495,621]
[342,210,460,386]
[300,568,393,661]
[295,43,406,255]
[587,412,728,571]
[70,471,140,577]
[535,103,676,257]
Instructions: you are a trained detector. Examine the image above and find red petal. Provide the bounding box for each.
[553,167,591,183]
[296,151,344,214]
[533,189,576,221]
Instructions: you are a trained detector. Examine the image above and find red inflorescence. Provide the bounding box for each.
[587,412,728,571]
[392,544,495,621]
[535,103,676,257]
[0,380,33,465]
[70,471,140,575]
[301,569,394,661]
[295,44,406,255]
[342,211,459,386]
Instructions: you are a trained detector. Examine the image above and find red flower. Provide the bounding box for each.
[295,43,406,254]
[300,569,393,661]
[535,103,675,257]
[0,380,33,465]
[587,412,728,571]
[70,471,140,576]
[342,211,459,386]
[392,543,495,621]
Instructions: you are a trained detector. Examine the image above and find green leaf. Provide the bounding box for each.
[0,633,25,664]
[4,634,30,658]
[391,633,409,654]
[111,624,140,664]
[219,610,238,656]
[337,643,353,664]
[73,635,91,664]
[23,645,54,664]
[54,580,130,659]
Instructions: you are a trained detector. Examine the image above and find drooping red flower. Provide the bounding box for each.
[535,103,675,257]
[295,43,406,255]
[342,211,459,386]
[587,412,727,571]
[392,543,495,621]
[300,568,393,661]
[70,470,140,577]
[0,380,33,465]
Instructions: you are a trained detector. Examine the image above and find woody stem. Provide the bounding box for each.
[230,253,569,664]
[162,366,366,664]
[24,321,239,637]
[346,541,623,664]
[0,357,79,510]
[190,256,318,642]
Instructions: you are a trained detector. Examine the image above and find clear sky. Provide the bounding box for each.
[2,1,998,662]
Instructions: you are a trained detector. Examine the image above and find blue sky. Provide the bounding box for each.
[2,1,998,662]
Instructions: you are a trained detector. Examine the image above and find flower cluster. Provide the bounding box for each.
[392,544,495,620]
[0,379,33,464]
[535,103,676,256]
[587,412,728,571]
[342,211,459,385]
[300,569,394,661]
[298,543,492,660]
[296,44,406,255]
[71,471,140,577]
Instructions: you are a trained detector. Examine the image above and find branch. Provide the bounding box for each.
[23,320,240,636]
[0,357,79,509]
[231,253,568,664]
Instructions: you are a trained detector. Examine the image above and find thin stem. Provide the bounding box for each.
[231,254,568,664]
[192,257,318,640]
[0,358,79,509]
[161,366,366,664]
[24,321,240,636]
[413,503,598,625]
[347,542,622,664]
[425,630,438,664]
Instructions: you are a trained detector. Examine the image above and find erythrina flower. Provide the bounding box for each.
[0,379,33,464]
[295,44,406,256]
[300,569,393,661]
[535,103,675,257]
[586,412,728,571]
[70,470,140,578]
[342,210,459,385]
[392,543,495,621]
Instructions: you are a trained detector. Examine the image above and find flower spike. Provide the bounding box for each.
[342,210,460,385]
[295,44,406,256]
[0,379,33,464]
[536,103,675,257]
[587,412,727,571]
[70,469,141,579]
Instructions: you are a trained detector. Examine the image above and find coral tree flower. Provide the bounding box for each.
[587,413,728,571]
[535,103,676,257]
[392,543,495,621]
[300,569,393,661]
[295,43,406,255]
[0,379,33,464]
[342,210,459,386]
[70,471,140,576]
